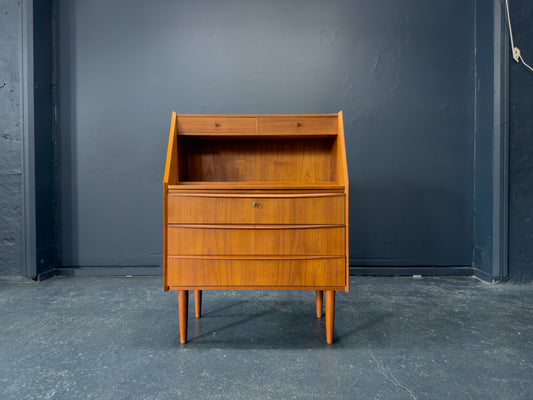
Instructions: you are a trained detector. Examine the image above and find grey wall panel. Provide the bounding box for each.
[57,0,475,267]
[473,0,496,277]
[0,0,24,276]
[509,0,533,282]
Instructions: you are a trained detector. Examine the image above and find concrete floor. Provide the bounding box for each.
[1,276,532,399]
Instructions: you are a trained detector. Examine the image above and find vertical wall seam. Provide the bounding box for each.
[52,0,61,266]
[21,0,36,278]
[492,0,510,278]
[472,0,478,270]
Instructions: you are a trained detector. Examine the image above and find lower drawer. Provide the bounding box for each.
[167,226,344,256]
[166,257,345,288]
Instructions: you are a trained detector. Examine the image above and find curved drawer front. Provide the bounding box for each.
[167,195,344,224]
[168,226,344,256]
[167,258,345,288]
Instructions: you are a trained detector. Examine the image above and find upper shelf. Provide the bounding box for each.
[164,112,348,187]
[177,114,339,136]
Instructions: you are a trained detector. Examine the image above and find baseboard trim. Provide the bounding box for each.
[36,268,57,282]
[349,258,473,266]
[37,266,163,280]
[37,265,480,281]
[349,266,474,277]
[472,267,492,282]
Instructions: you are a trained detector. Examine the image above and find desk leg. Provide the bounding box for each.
[195,290,202,318]
[179,290,188,344]
[316,290,323,318]
[325,291,335,344]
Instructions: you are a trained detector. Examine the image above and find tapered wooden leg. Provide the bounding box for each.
[178,290,188,344]
[325,291,335,344]
[316,290,323,318]
[194,290,202,318]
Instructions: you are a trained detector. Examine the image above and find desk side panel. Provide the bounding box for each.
[164,112,178,291]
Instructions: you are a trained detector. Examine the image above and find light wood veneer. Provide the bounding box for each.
[167,226,345,256]
[167,194,344,225]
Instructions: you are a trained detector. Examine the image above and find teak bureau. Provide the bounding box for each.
[163,112,349,344]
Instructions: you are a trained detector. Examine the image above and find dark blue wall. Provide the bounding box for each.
[57,0,475,268]
[346,2,475,266]
[509,0,533,282]
[34,0,58,276]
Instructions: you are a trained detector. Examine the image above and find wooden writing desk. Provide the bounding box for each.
[163,113,349,344]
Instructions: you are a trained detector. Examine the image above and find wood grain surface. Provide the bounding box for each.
[167,225,344,256]
[167,195,344,225]
[167,258,345,288]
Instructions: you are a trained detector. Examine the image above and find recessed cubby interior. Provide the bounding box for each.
[177,136,339,183]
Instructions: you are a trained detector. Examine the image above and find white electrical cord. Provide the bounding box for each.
[505,0,533,72]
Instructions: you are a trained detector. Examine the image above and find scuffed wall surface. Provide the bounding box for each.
[509,0,533,282]
[0,0,23,276]
[57,0,475,267]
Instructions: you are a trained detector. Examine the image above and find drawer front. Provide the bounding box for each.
[167,258,345,287]
[258,116,337,135]
[167,195,344,224]
[168,226,344,256]
[177,117,256,134]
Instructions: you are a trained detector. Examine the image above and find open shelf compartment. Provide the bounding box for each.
[164,113,348,189]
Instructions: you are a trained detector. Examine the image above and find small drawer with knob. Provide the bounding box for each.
[167,194,345,225]
[258,116,338,135]
[177,116,256,135]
